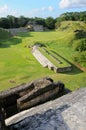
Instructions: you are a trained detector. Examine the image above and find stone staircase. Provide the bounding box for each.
[6,88,86,130]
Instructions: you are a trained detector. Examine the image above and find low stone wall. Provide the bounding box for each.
[0,77,64,114]
[33,25,44,32]
[17,81,64,111]
[55,66,72,73]
[0,77,64,129]
[7,28,29,36]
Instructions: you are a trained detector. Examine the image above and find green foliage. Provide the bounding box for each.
[45,17,55,29]
[56,11,86,22]
[74,52,86,66]
[0,11,86,30]
[0,28,11,40]
[55,21,61,29]
[55,21,86,31]
[73,39,86,52]
[75,30,86,39]
[34,17,46,26]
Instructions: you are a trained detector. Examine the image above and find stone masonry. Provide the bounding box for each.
[5,87,86,130]
[32,46,72,73]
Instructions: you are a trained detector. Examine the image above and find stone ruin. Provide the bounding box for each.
[0,77,64,129]
[32,46,72,73]
[6,25,44,36]
[26,21,44,32]
[7,28,29,36]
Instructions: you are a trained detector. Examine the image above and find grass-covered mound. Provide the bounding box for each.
[56,21,86,32]
[56,21,86,67]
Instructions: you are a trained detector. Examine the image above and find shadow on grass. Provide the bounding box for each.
[17,32,33,38]
[51,50,83,75]
[0,37,22,48]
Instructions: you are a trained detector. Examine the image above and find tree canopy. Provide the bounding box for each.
[0,11,86,29]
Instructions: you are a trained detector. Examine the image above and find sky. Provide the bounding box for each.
[0,0,86,18]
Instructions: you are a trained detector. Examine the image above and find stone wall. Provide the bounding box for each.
[33,25,44,32]
[7,28,29,36]
[0,77,64,122]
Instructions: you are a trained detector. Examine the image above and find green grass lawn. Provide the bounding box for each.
[0,31,86,91]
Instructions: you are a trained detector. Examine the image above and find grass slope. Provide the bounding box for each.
[0,22,86,91]
[0,28,11,40]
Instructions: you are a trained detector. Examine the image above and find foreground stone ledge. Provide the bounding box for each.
[5,88,86,130]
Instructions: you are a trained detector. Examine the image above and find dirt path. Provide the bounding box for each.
[75,63,86,72]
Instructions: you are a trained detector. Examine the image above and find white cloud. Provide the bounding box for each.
[48,6,54,12]
[59,0,86,9]
[0,4,19,17]
[9,10,19,16]
[31,6,54,13]
[0,4,8,14]
[28,6,54,17]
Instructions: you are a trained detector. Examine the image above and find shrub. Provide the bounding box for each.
[73,39,86,52]
[73,51,86,63]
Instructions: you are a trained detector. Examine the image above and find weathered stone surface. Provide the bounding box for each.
[32,46,54,68]
[0,77,64,129]
[33,25,44,32]
[17,79,64,111]
[5,87,86,130]
[7,28,29,36]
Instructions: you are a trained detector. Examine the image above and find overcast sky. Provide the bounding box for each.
[0,0,86,18]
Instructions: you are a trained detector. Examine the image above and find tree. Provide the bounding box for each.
[34,17,46,26]
[0,18,9,28]
[45,17,55,29]
[18,16,28,27]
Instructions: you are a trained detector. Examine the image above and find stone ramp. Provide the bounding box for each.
[5,88,86,130]
[32,46,55,68]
